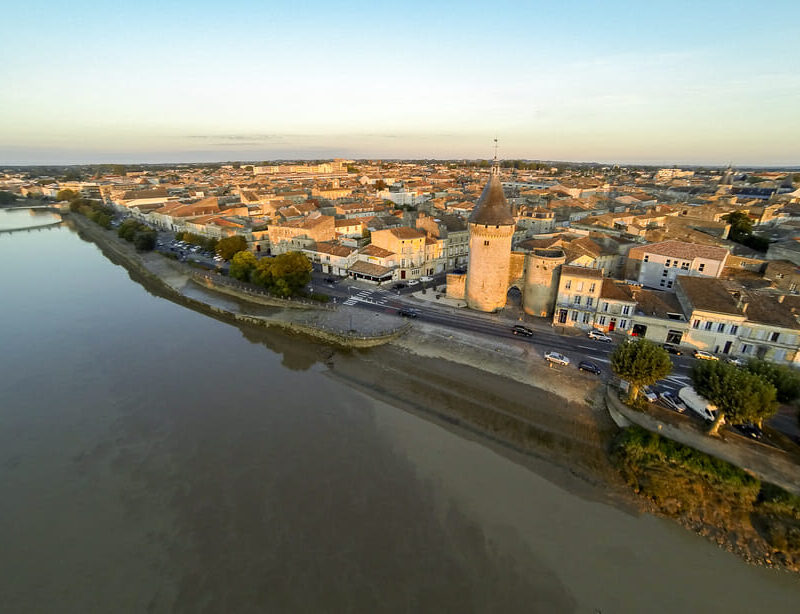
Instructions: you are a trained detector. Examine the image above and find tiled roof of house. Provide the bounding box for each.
[677,276,743,315]
[630,240,729,261]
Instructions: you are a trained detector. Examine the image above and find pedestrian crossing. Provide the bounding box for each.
[343,287,391,307]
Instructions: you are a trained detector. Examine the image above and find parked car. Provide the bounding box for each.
[392,283,407,290]
[420,275,434,282]
[578,361,601,375]
[726,356,747,367]
[407,280,420,286]
[398,308,419,318]
[588,330,612,342]
[732,423,763,440]
[658,390,686,413]
[544,351,570,366]
[324,276,338,284]
[663,343,683,355]
[642,387,658,403]
[693,349,718,361]
[511,325,534,337]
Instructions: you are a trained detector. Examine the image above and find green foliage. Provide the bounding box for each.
[0,191,17,204]
[723,211,769,252]
[229,250,257,281]
[610,339,672,402]
[612,426,760,496]
[118,219,143,241]
[249,251,312,297]
[346,164,359,173]
[216,235,248,261]
[133,230,156,251]
[56,189,79,202]
[71,198,113,229]
[691,360,778,432]
[745,359,800,404]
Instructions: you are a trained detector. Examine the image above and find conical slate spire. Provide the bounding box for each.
[468,173,515,226]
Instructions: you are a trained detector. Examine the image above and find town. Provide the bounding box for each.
[4,158,800,366]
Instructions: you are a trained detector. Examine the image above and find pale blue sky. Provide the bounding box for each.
[2,0,799,165]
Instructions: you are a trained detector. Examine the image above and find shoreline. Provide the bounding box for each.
[65,211,800,578]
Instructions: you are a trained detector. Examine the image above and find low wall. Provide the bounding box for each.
[606,386,800,496]
[191,271,332,311]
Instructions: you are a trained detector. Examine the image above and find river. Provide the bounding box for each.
[1,209,798,613]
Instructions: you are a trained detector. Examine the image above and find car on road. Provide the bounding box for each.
[407,279,420,286]
[663,343,683,355]
[544,351,570,366]
[726,356,747,367]
[324,276,338,284]
[420,275,434,282]
[397,308,419,318]
[587,330,612,342]
[732,423,763,440]
[511,325,534,337]
[578,361,601,375]
[693,349,718,361]
[392,283,407,290]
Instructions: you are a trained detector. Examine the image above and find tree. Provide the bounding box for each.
[216,235,248,261]
[723,211,753,239]
[745,359,800,405]
[610,339,672,403]
[56,189,79,202]
[691,360,778,435]
[133,230,156,251]
[249,251,312,297]
[118,219,142,242]
[229,250,257,281]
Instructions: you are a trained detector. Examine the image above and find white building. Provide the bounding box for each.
[625,240,728,291]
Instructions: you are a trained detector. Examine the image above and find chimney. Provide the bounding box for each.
[778,294,785,304]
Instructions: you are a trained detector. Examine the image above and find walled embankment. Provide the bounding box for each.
[67,213,408,349]
[606,386,800,496]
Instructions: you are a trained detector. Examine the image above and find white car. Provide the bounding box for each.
[544,351,570,366]
[642,387,658,403]
[407,280,420,286]
[420,275,434,282]
[588,330,612,342]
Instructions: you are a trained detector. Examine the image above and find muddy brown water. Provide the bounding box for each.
[1,211,799,613]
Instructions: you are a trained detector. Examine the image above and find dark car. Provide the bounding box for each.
[663,343,683,355]
[578,361,602,375]
[392,283,407,290]
[398,308,419,318]
[511,325,534,337]
[453,267,467,274]
[732,423,763,440]
[324,276,338,284]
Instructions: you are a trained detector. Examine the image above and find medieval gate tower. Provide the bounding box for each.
[464,161,516,312]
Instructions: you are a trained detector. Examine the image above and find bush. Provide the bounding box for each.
[133,230,156,251]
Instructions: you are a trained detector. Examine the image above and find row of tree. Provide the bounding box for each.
[68,198,114,229]
[229,251,312,297]
[611,339,800,436]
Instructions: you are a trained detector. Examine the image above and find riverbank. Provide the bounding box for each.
[66,210,800,578]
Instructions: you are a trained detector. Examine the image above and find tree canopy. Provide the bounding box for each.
[216,235,248,261]
[250,252,312,297]
[723,211,769,252]
[56,189,79,202]
[691,360,778,435]
[229,250,257,281]
[610,339,672,403]
[745,359,800,405]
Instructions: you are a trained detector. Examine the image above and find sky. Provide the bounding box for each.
[2,0,799,166]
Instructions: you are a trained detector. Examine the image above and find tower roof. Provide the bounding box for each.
[468,173,515,226]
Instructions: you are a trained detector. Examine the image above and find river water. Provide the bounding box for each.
[1,210,798,613]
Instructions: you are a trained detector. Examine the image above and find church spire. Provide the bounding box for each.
[491,137,500,176]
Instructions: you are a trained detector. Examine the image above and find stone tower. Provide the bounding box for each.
[522,248,566,318]
[465,165,516,312]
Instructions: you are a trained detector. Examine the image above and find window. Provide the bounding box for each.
[484,240,489,246]
[705,321,713,331]
[662,269,669,276]
[589,283,596,293]
[693,320,701,329]
[718,323,725,333]
[667,280,674,288]
[603,302,609,312]
[598,316,606,325]
[565,280,571,290]
[571,311,578,321]
[573,296,581,305]
[619,320,627,329]
[660,279,666,287]
[742,344,751,354]
[665,259,671,267]
[698,263,705,272]
[673,260,678,267]
[622,305,630,315]
[681,261,689,270]
[644,255,649,262]
[771,332,780,342]
[730,325,738,335]
[587,297,594,307]
[582,312,591,324]
[577,281,584,291]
